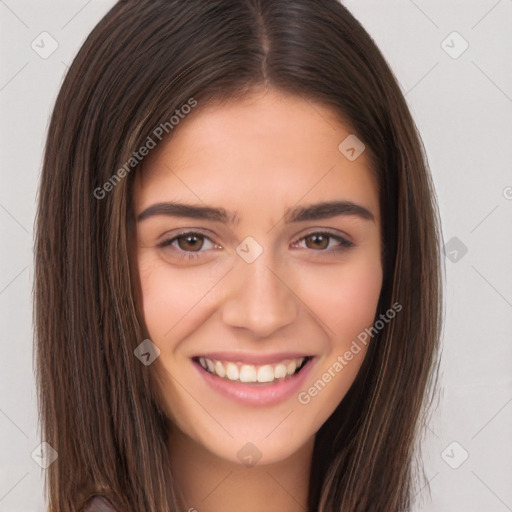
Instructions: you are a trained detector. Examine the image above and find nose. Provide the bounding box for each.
[220,252,299,338]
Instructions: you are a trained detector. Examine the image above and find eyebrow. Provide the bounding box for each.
[136,200,375,224]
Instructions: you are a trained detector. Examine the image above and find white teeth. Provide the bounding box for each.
[239,365,257,383]
[257,365,274,383]
[286,360,296,376]
[226,362,239,381]
[197,356,309,383]
[214,360,226,378]
[274,363,287,379]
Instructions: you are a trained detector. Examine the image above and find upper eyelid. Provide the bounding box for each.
[159,229,353,249]
[298,228,353,243]
[158,230,219,248]
[157,228,218,245]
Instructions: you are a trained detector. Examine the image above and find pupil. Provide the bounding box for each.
[179,235,203,251]
[307,234,328,250]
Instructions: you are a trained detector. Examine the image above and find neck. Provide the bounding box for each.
[167,426,314,512]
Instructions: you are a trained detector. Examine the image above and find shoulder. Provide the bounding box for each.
[83,494,119,512]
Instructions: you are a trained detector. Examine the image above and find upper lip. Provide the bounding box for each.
[192,352,313,365]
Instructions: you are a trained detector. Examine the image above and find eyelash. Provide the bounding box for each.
[157,230,355,261]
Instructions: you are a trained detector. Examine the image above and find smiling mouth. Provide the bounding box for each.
[192,356,312,384]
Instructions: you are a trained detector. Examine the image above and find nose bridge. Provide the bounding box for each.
[220,248,299,337]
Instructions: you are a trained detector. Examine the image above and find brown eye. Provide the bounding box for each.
[176,234,205,252]
[157,231,220,261]
[291,231,354,254]
[305,233,330,250]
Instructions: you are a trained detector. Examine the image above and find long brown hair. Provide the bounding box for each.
[34,1,443,510]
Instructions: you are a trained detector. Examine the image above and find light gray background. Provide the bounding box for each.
[1,1,511,510]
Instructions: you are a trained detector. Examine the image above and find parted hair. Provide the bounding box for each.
[34,0,443,510]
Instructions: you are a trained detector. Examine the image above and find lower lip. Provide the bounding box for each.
[193,358,315,406]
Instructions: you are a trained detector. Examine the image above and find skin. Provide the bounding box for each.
[133,87,383,512]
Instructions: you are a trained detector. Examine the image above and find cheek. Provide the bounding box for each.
[138,259,171,339]
[300,255,383,342]
[137,256,204,341]
[137,253,231,351]
[295,259,382,428]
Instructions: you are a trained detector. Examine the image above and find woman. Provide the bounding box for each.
[34,1,443,511]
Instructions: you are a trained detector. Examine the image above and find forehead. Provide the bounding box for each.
[134,89,379,220]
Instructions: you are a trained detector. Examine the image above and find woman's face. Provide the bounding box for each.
[133,88,382,466]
